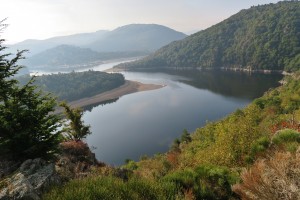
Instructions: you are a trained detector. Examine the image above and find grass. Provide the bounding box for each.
[43,175,180,200]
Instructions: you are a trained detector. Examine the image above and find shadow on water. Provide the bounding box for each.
[84,68,283,165]
[128,69,283,99]
[82,98,119,112]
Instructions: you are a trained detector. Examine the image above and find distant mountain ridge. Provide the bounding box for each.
[86,24,186,52]
[9,30,108,56]
[117,2,300,72]
[10,24,186,70]
[22,45,148,69]
[9,24,186,56]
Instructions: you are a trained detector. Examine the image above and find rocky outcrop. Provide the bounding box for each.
[0,141,102,199]
[55,140,103,180]
[0,158,61,200]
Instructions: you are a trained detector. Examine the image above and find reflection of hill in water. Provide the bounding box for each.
[139,69,282,100]
[83,98,119,112]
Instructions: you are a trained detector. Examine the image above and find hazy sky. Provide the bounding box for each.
[2,0,280,44]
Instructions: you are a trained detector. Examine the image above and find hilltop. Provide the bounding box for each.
[9,24,186,56]
[86,24,186,52]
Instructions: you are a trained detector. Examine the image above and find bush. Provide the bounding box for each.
[163,165,239,199]
[233,149,300,200]
[272,129,300,144]
[246,136,270,164]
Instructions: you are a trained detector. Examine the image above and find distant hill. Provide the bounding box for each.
[22,45,147,69]
[10,24,185,70]
[86,24,186,52]
[117,2,300,72]
[8,30,108,56]
[9,24,186,57]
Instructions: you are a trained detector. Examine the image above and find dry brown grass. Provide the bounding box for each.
[233,148,300,200]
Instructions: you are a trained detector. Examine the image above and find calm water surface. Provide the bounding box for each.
[82,66,282,165]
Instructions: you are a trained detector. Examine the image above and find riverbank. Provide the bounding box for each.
[58,80,164,111]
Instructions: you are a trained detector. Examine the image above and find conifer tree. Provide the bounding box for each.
[60,102,91,141]
[0,20,62,160]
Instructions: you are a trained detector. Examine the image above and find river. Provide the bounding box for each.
[71,61,283,166]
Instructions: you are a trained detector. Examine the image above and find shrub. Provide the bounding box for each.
[163,165,239,199]
[233,148,300,200]
[272,129,300,144]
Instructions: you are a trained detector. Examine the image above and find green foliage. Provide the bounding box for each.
[119,1,300,72]
[170,138,180,152]
[180,129,191,143]
[163,165,239,199]
[123,159,138,170]
[43,175,179,200]
[18,70,125,101]
[246,136,270,163]
[273,129,300,144]
[0,33,61,160]
[60,102,91,140]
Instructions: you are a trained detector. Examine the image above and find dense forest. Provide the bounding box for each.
[117,1,300,72]
[18,71,125,101]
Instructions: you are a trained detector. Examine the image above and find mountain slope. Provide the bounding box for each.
[22,45,102,67]
[86,24,187,52]
[118,2,300,72]
[8,30,108,56]
[22,45,147,69]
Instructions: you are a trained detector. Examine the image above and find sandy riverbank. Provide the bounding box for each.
[59,80,164,111]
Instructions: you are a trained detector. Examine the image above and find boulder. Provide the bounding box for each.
[0,158,61,200]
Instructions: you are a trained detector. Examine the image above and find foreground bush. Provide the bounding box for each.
[233,148,300,200]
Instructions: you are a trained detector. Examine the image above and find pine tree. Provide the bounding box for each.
[60,102,91,141]
[0,21,62,160]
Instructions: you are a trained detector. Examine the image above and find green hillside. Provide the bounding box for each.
[117,1,300,72]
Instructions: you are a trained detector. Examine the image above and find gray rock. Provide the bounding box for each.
[0,159,61,200]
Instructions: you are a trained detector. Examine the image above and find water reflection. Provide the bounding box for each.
[84,70,283,165]
[82,98,119,112]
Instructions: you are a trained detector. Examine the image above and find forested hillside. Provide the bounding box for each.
[22,45,147,69]
[18,71,125,101]
[117,1,300,72]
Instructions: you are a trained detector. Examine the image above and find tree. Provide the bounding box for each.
[60,102,91,141]
[181,129,192,143]
[0,21,62,160]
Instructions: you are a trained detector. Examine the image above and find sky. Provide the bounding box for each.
[1,0,280,44]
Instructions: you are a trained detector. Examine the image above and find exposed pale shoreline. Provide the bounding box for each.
[57,80,164,111]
